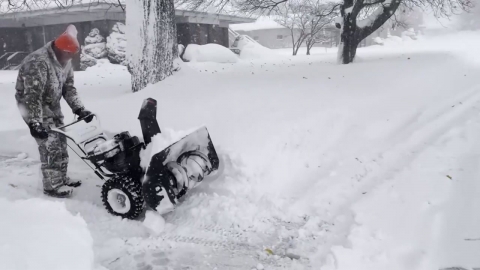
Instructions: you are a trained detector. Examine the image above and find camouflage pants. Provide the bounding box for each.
[34,118,69,191]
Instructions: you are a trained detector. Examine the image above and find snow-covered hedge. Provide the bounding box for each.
[401,28,418,40]
[85,28,104,45]
[84,43,107,59]
[183,44,238,63]
[107,22,127,65]
[80,28,107,71]
[80,53,97,71]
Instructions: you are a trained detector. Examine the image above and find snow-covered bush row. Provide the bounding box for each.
[183,44,239,63]
[81,23,127,71]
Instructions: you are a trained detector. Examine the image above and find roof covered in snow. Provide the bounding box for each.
[0,2,254,28]
[230,17,286,31]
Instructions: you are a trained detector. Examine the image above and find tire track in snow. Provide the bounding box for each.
[111,83,480,270]
[314,83,480,267]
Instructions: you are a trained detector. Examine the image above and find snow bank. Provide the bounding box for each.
[371,34,414,47]
[239,43,280,60]
[143,210,166,235]
[230,35,279,60]
[139,127,196,170]
[0,198,94,270]
[183,44,238,63]
[83,58,128,73]
[1,30,480,270]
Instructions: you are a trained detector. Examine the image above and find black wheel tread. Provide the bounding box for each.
[101,175,145,219]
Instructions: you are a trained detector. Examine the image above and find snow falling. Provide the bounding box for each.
[0,11,480,270]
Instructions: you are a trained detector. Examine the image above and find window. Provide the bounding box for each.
[277,35,283,40]
[254,36,259,41]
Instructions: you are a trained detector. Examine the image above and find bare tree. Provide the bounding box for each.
[457,0,480,30]
[177,0,471,63]
[273,0,338,56]
[305,31,330,54]
[274,0,309,55]
[303,1,338,55]
[335,0,472,64]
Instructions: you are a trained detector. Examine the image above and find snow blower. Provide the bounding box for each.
[50,98,220,219]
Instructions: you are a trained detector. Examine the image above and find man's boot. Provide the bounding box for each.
[64,176,82,188]
[44,185,73,198]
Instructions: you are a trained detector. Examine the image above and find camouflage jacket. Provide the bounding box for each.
[15,41,84,124]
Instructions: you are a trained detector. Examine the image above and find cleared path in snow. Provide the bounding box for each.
[1,34,480,269]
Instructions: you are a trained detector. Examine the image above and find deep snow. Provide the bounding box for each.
[183,43,239,63]
[0,31,480,270]
[0,197,94,270]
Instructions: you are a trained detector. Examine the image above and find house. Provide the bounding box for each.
[230,16,340,50]
[0,2,254,70]
[230,17,294,49]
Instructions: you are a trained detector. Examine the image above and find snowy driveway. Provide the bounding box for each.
[1,32,480,270]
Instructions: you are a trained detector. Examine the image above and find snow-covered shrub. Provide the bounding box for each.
[371,32,417,48]
[80,52,97,71]
[401,28,418,40]
[107,22,127,65]
[80,28,107,70]
[85,28,104,45]
[183,44,238,63]
[84,43,107,59]
[372,36,385,45]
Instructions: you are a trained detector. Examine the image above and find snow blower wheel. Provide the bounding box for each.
[101,175,145,219]
[50,98,220,218]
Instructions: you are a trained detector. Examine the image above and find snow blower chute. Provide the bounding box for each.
[50,98,220,219]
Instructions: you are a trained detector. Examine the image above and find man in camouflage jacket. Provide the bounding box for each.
[15,25,94,198]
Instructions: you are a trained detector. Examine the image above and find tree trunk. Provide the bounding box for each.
[293,43,301,55]
[340,28,358,64]
[338,11,359,64]
[337,0,402,64]
[127,0,177,92]
[306,40,312,55]
[291,29,296,56]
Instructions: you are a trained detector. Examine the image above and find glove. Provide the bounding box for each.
[29,122,48,139]
[74,108,94,123]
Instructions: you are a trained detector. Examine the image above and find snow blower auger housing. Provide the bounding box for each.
[50,98,220,219]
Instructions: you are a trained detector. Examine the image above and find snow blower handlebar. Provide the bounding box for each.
[48,113,111,180]
[55,113,98,130]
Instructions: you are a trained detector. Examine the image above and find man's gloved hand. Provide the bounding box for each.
[74,108,94,123]
[29,122,48,139]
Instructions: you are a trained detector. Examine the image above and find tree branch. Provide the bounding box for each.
[358,0,402,40]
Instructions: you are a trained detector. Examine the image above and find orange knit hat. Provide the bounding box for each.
[54,25,80,53]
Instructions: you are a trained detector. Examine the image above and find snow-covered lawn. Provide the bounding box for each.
[1,31,480,270]
[274,46,336,55]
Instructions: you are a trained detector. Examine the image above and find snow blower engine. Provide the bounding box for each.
[50,98,220,219]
